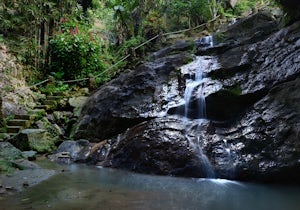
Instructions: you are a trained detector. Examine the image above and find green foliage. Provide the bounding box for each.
[234,0,259,16]
[0,160,16,175]
[143,11,164,39]
[117,35,145,57]
[40,82,69,94]
[0,0,85,85]
[228,85,242,96]
[49,23,105,81]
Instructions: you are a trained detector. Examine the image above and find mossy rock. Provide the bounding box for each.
[0,142,24,175]
[36,117,63,138]
[0,142,23,160]
[9,129,58,153]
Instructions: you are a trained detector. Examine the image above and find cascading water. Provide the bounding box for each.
[184,69,206,119]
[185,120,216,178]
[195,35,214,48]
[181,40,217,177]
[180,36,238,178]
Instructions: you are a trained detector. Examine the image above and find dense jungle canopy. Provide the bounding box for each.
[0,0,297,88]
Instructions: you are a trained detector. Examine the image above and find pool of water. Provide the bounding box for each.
[1,163,300,210]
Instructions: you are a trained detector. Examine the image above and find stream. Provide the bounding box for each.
[0,162,300,210]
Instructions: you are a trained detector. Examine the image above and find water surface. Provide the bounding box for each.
[0,163,299,210]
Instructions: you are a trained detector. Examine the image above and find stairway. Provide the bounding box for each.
[6,114,36,137]
[0,89,88,141]
[0,93,65,140]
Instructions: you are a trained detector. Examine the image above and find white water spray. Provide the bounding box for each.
[181,53,217,178]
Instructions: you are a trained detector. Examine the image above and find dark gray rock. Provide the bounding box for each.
[97,116,215,178]
[148,40,194,61]
[21,151,37,161]
[75,53,193,142]
[211,77,300,183]
[197,9,279,55]
[197,20,300,121]
[50,139,92,163]
[277,0,300,22]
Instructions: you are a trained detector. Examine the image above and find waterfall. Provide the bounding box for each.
[184,71,206,119]
[183,57,208,120]
[195,35,214,48]
[221,139,237,179]
[185,121,215,178]
[182,54,216,178]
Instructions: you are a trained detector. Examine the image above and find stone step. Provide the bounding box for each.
[6,133,17,138]
[47,96,63,100]
[7,126,23,134]
[52,92,67,96]
[34,105,51,110]
[7,119,31,127]
[27,109,46,116]
[43,100,57,106]
[0,133,13,140]
[14,114,35,121]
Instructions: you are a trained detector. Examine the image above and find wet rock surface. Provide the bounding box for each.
[75,53,192,141]
[74,12,300,183]
[233,77,300,183]
[49,139,92,163]
[96,117,216,177]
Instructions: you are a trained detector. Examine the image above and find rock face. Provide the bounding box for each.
[277,0,300,22]
[75,53,192,141]
[229,78,300,183]
[75,10,300,183]
[0,44,37,117]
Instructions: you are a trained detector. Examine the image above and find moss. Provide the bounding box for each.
[215,33,226,43]
[0,160,15,175]
[0,159,25,175]
[69,123,77,140]
[28,133,57,153]
[227,85,242,96]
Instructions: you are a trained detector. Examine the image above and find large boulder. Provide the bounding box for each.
[91,77,300,182]
[49,139,92,163]
[75,53,192,142]
[9,129,58,153]
[197,9,280,55]
[93,116,215,177]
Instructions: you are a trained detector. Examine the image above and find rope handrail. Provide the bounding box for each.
[9,78,50,96]
[28,16,221,87]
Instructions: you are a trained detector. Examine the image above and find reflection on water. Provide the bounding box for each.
[1,163,300,210]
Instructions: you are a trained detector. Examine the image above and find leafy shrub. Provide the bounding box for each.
[143,11,164,39]
[40,82,69,94]
[234,0,259,16]
[49,24,105,81]
[117,35,146,57]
